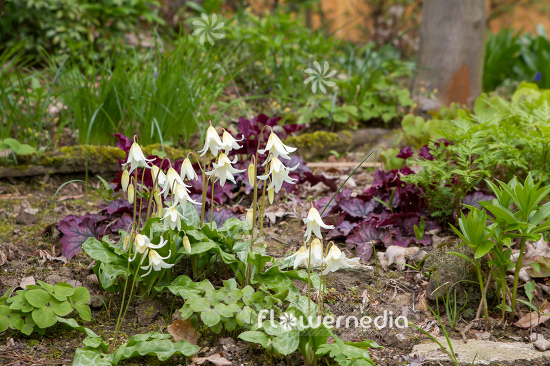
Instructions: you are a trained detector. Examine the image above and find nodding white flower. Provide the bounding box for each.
[247,162,255,187]
[257,157,299,193]
[174,184,201,210]
[140,249,174,277]
[205,153,245,187]
[304,206,334,243]
[166,167,186,194]
[182,235,191,254]
[198,124,223,157]
[151,165,167,188]
[134,234,167,254]
[121,169,130,192]
[221,130,243,153]
[123,141,154,174]
[153,188,163,217]
[322,244,359,275]
[291,245,309,270]
[246,207,254,227]
[310,238,324,266]
[258,132,297,162]
[268,187,274,204]
[163,204,185,231]
[180,158,198,181]
[122,234,130,252]
[128,183,135,204]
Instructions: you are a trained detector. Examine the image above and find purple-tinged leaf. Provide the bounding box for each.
[462,190,496,209]
[100,199,133,215]
[396,146,414,159]
[336,221,357,236]
[206,209,239,227]
[282,124,304,135]
[346,220,390,261]
[301,172,338,191]
[110,213,134,233]
[314,189,352,217]
[435,138,454,148]
[339,198,376,218]
[58,214,107,259]
[323,212,346,228]
[114,133,132,154]
[418,145,434,161]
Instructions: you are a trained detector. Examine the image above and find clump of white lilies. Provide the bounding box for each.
[112,124,358,344]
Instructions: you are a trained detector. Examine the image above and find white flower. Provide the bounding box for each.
[268,187,274,204]
[198,124,223,157]
[128,183,135,204]
[247,162,255,187]
[123,142,154,174]
[310,238,324,266]
[304,60,336,94]
[246,208,253,227]
[258,132,297,162]
[134,234,167,254]
[165,167,187,196]
[292,245,309,270]
[151,165,167,188]
[303,206,334,243]
[257,157,298,193]
[322,244,359,275]
[141,249,174,277]
[121,169,130,192]
[180,158,198,181]
[163,204,185,231]
[205,153,245,187]
[192,13,225,46]
[182,235,191,254]
[221,130,243,153]
[174,183,201,210]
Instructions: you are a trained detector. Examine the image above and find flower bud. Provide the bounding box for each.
[121,169,130,192]
[122,233,130,251]
[128,183,135,204]
[183,235,191,254]
[248,163,255,187]
[268,187,274,204]
[246,208,254,227]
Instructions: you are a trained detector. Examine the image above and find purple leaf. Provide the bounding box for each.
[418,145,434,161]
[114,133,132,154]
[110,213,134,233]
[301,172,338,191]
[206,209,239,227]
[314,189,352,217]
[396,146,414,159]
[346,220,390,261]
[336,220,357,236]
[100,199,133,215]
[339,198,376,218]
[58,214,107,259]
[282,124,304,135]
[462,190,496,209]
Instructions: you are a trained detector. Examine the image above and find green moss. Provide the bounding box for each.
[142,144,188,161]
[285,131,342,149]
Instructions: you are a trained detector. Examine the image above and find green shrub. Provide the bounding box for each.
[0,0,165,64]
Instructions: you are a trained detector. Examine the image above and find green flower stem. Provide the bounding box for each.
[210,176,215,224]
[307,241,312,316]
[476,259,489,330]
[511,236,527,321]
[259,176,268,241]
[200,157,210,227]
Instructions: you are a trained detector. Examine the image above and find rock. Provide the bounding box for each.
[89,295,104,309]
[15,212,37,225]
[531,334,550,351]
[422,238,491,314]
[413,337,550,364]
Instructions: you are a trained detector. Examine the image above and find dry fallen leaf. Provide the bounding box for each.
[167,318,201,345]
[191,353,231,365]
[514,300,550,329]
[39,250,68,265]
[19,276,35,289]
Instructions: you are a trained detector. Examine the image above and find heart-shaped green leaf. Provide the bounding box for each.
[188,298,210,312]
[25,289,51,308]
[74,303,91,321]
[71,287,90,305]
[54,283,75,297]
[50,298,73,316]
[32,307,57,328]
[201,309,221,327]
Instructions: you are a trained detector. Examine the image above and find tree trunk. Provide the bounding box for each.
[412,0,486,109]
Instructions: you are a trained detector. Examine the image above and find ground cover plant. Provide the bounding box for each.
[7,3,550,366]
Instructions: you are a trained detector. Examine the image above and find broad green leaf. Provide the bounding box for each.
[74,303,92,321]
[475,240,495,259]
[53,282,76,297]
[188,298,210,312]
[56,317,101,339]
[114,338,199,363]
[239,331,270,348]
[272,332,299,355]
[32,306,57,328]
[50,298,73,316]
[82,237,124,265]
[37,280,54,294]
[73,348,113,366]
[25,289,51,308]
[99,263,128,291]
[201,309,221,327]
[71,287,91,304]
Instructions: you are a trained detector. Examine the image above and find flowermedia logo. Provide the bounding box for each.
[192,13,225,45]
